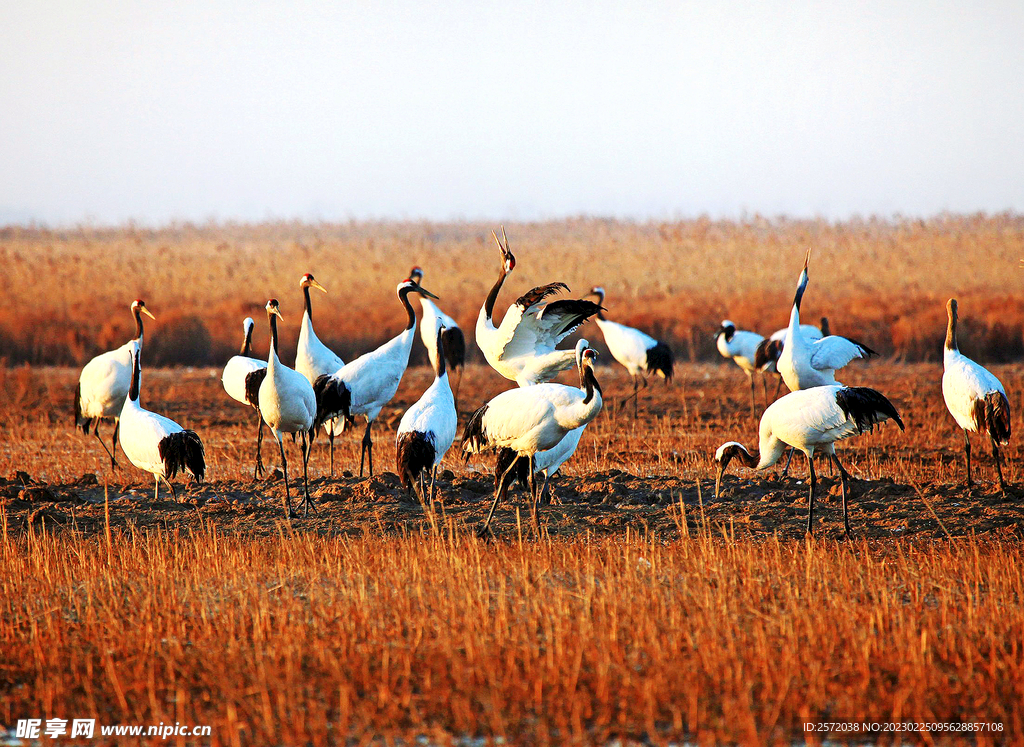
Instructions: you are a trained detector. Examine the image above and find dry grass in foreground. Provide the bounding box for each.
[1,527,1021,745]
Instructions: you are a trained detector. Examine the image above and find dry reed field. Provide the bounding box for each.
[2,215,1024,366]
[2,218,1024,744]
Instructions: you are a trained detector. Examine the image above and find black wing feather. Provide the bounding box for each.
[835,386,904,434]
[515,282,570,310]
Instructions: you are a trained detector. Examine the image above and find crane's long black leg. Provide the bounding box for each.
[429,466,437,508]
[633,375,639,419]
[278,436,294,518]
[761,374,769,410]
[963,429,972,488]
[365,420,374,477]
[529,454,541,532]
[806,455,817,535]
[112,420,120,466]
[539,472,553,506]
[328,428,335,477]
[154,474,159,503]
[748,372,757,419]
[990,435,1006,493]
[832,453,853,538]
[357,420,374,478]
[160,475,177,503]
[780,447,795,478]
[479,458,520,538]
[299,430,315,516]
[94,424,118,471]
[253,411,265,480]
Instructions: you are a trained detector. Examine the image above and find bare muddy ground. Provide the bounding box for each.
[3,359,1022,541]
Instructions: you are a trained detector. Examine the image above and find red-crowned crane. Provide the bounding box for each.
[475,228,602,386]
[942,298,1011,492]
[221,316,268,478]
[396,317,458,505]
[493,425,586,507]
[293,273,347,474]
[778,254,876,391]
[119,344,206,502]
[588,286,673,418]
[410,265,466,403]
[714,320,765,417]
[463,340,604,535]
[258,300,317,517]
[313,278,439,477]
[754,318,827,400]
[714,385,904,536]
[75,299,155,470]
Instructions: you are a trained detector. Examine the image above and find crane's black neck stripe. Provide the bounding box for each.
[483,268,507,321]
[303,285,312,321]
[268,311,280,357]
[129,350,141,402]
[133,306,144,341]
[434,326,447,378]
[945,309,958,351]
[241,324,254,356]
[399,287,416,330]
[582,365,601,404]
[793,271,808,312]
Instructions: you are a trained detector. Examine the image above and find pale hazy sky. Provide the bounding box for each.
[2,0,1023,225]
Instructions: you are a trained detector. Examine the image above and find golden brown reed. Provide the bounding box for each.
[2,214,1023,365]
[1,525,1020,745]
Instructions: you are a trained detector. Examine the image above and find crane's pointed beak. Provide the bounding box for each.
[141,307,156,321]
[415,285,439,300]
[272,308,284,321]
[310,279,328,294]
[803,249,810,269]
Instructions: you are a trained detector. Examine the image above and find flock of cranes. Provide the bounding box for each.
[73,233,1013,536]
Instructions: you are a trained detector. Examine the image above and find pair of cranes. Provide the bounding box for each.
[74,300,206,501]
[714,254,1012,536]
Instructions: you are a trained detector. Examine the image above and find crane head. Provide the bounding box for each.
[398,279,439,300]
[716,320,735,341]
[266,298,283,321]
[243,317,255,332]
[946,298,958,320]
[492,226,516,273]
[409,266,424,283]
[131,299,156,320]
[713,442,745,498]
[300,273,327,294]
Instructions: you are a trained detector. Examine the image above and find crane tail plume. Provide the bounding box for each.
[396,432,435,492]
[159,430,206,483]
[312,375,351,431]
[646,341,674,381]
[494,447,530,491]
[977,391,1011,445]
[461,404,490,455]
[244,368,267,409]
